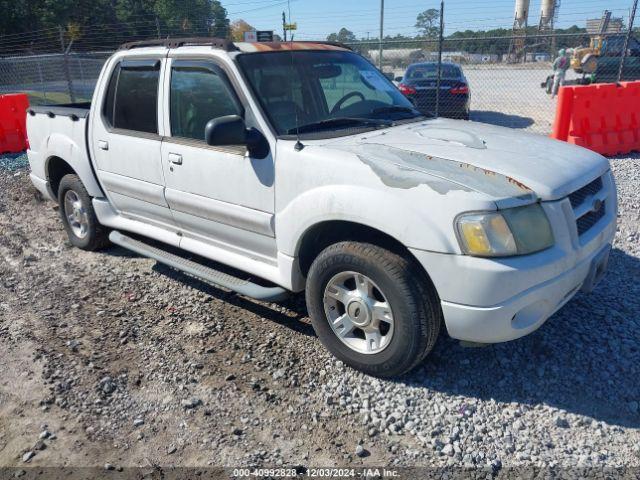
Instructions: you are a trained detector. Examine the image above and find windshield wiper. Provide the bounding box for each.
[287,117,393,135]
[372,105,433,120]
[371,106,424,117]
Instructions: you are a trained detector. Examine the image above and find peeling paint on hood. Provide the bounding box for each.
[337,143,536,206]
[325,118,611,205]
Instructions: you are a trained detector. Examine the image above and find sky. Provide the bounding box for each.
[223,0,637,40]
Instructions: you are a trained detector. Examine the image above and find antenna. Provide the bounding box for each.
[287,0,304,151]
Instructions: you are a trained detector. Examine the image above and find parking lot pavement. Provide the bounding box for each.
[466,67,556,132]
[0,152,639,471]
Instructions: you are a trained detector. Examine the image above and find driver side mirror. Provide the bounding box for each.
[205,115,269,159]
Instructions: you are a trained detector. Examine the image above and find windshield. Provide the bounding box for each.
[405,64,462,80]
[237,50,422,136]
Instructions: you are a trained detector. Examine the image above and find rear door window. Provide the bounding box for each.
[111,60,160,134]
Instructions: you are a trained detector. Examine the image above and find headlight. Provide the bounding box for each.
[456,204,554,257]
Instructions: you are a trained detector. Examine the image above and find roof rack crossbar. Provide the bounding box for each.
[305,41,353,51]
[119,37,238,52]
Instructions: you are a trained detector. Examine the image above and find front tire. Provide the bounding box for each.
[305,242,441,377]
[57,174,109,251]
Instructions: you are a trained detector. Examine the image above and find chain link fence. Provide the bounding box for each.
[1,22,639,135]
[0,51,111,104]
[350,30,640,134]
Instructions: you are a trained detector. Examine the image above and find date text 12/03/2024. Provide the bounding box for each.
[232,468,400,477]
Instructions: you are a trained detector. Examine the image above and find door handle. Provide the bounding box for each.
[168,153,183,165]
[98,140,109,151]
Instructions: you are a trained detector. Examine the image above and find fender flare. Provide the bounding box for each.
[43,133,103,198]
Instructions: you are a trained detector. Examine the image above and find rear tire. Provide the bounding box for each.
[305,242,441,378]
[57,174,109,251]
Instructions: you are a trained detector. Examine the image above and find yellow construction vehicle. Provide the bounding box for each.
[571,36,604,74]
[571,34,640,74]
[570,10,638,75]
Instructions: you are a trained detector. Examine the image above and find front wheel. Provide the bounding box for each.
[57,174,109,251]
[305,242,441,377]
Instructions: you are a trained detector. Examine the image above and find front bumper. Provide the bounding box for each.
[434,243,610,342]
[410,174,617,343]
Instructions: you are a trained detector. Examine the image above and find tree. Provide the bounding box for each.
[0,0,41,36]
[210,0,229,38]
[327,27,356,44]
[114,0,158,38]
[415,8,439,38]
[154,0,211,34]
[230,19,255,42]
[32,0,116,31]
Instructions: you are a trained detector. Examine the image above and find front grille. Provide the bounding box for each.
[569,177,603,209]
[576,201,606,236]
[567,175,606,237]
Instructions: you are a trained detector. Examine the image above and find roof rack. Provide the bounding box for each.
[238,40,352,51]
[119,37,238,52]
[305,41,352,51]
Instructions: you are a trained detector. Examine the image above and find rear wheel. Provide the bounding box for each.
[305,242,441,377]
[57,174,109,251]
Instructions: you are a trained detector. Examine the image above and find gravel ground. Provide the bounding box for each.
[0,152,639,475]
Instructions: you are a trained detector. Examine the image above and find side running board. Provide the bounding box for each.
[109,231,289,302]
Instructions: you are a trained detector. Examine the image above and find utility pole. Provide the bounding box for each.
[378,0,384,70]
[618,0,638,82]
[435,0,444,118]
[283,11,287,42]
[59,26,76,103]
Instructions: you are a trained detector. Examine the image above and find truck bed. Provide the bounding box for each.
[26,101,98,201]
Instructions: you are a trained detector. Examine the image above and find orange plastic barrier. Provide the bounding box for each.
[551,81,640,156]
[0,93,30,154]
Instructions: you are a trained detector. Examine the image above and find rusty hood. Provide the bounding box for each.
[324,118,610,208]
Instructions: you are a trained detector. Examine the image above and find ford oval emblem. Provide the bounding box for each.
[592,199,603,213]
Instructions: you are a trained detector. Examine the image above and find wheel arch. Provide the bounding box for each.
[295,220,436,290]
[43,133,103,198]
[45,156,76,198]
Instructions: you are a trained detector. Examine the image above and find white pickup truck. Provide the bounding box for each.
[27,38,616,377]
